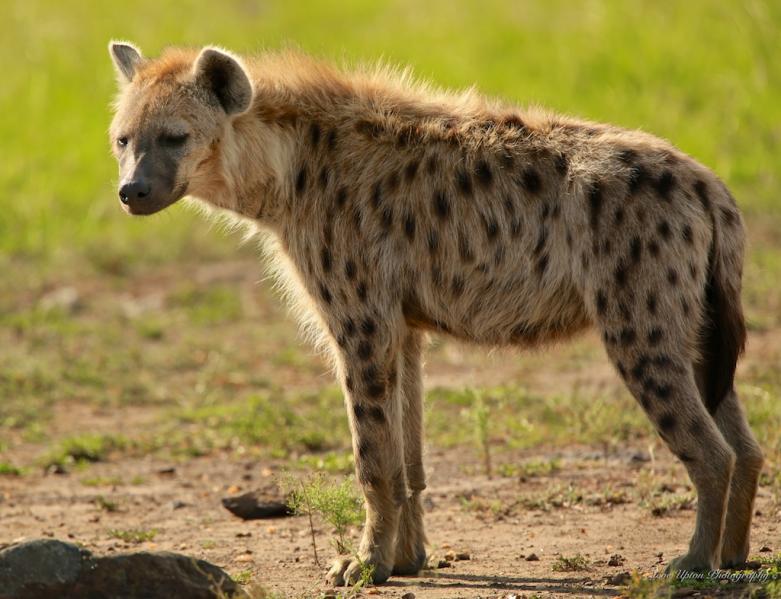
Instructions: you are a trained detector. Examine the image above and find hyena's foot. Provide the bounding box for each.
[720,540,750,569]
[326,553,392,587]
[393,493,427,575]
[665,552,718,575]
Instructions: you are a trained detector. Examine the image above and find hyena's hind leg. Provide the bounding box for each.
[694,380,763,567]
[393,330,428,575]
[590,285,735,570]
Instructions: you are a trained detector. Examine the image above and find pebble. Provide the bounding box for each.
[437,559,451,568]
[608,553,625,567]
[525,553,539,561]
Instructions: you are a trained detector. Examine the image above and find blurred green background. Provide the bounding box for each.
[2,1,779,295]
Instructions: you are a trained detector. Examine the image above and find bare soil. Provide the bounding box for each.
[1,259,779,598]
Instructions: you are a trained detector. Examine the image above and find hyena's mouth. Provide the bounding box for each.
[123,182,189,216]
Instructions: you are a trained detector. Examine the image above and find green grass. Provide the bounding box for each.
[1,1,779,288]
[107,528,158,543]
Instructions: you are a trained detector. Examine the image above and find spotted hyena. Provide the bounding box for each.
[108,42,763,584]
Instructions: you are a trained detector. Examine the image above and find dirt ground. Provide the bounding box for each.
[1,259,780,598]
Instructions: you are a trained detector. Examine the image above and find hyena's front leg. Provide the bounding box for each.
[393,330,428,575]
[326,318,407,586]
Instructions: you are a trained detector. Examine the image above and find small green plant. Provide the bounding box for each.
[471,390,492,478]
[108,528,157,543]
[0,462,22,476]
[94,495,119,512]
[42,434,128,468]
[552,554,591,572]
[81,475,123,487]
[621,570,672,598]
[232,569,252,585]
[286,473,364,561]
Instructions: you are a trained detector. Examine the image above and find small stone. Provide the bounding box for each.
[235,532,252,538]
[221,490,293,520]
[630,451,651,463]
[437,559,451,568]
[157,466,176,475]
[455,552,470,561]
[760,545,772,552]
[401,593,416,599]
[606,571,631,585]
[608,553,625,567]
[525,553,539,561]
[171,500,188,510]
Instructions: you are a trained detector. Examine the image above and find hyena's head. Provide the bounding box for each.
[108,42,253,215]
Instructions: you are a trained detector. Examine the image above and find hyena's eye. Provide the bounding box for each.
[116,137,128,148]
[159,133,189,147]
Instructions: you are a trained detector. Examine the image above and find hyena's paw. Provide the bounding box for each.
[665,552,717,575]
[392,545,426,576]
[326,554,392,587]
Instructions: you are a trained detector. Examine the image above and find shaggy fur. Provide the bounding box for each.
[108,43,763,584]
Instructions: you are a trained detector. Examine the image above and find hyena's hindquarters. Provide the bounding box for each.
[694,206,762,567]
[589,208,741,570]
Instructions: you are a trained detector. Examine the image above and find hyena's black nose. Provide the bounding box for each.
[119,180,151,204]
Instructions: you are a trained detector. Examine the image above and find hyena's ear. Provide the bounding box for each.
[193,47,253,116]
[109,41,143,84]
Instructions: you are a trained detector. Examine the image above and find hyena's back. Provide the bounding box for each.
[287,110,745,376]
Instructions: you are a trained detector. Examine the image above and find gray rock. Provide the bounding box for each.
[222,490,293,520]
[0,539,86,597]
[0,539,246,599]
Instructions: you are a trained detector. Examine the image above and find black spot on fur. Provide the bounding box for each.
[355,120,382,138]
[588,181,603,230]
[493,245,505,266]
[404,160,419,182]
[356,282,367,302]
[295,167,307,195]
[667,269,679,286]
[485,218,499,242]
[371,182,383,209]
[343,318,356,337]
[629,236,642,264]
[326,128,337,150]
[555,153,569,175]
[427,229,439,254]
[361,318,376,337]
[320,247,332,272]
[682,224,693,244]
[403,214,416,241]
[521,168,542,194]
[346,375,354,392]
[309,122,321,147]
[317,167,329,190]
[456,168,473,195]
[458,234,474,263]
[614,261,628,288]
[551,203,561,219]
[510,217,522,238]
[614,206,625,226]
[535,254,549,276]
[533,227,548,256]
[658,413,676,433]
[451,276,465,297]
[618,149,637,164]
[475,160,493,188]
[657,220,672,240]
[503,196,516,216]
[434,190,450,220]
[628,164,648,194]
[345,260,357,280]
[387,170,400,193]
[335,186,347,208]
[619,328,637,346]
[596,290,608,316]
[425,155,439,175]
[720,206,738,227]
[694,180,711,211]
[319,283,332,304]
[648,328,663,346]
[655,169,676,201]
[357,340,372,361]
[648,239,660,257]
